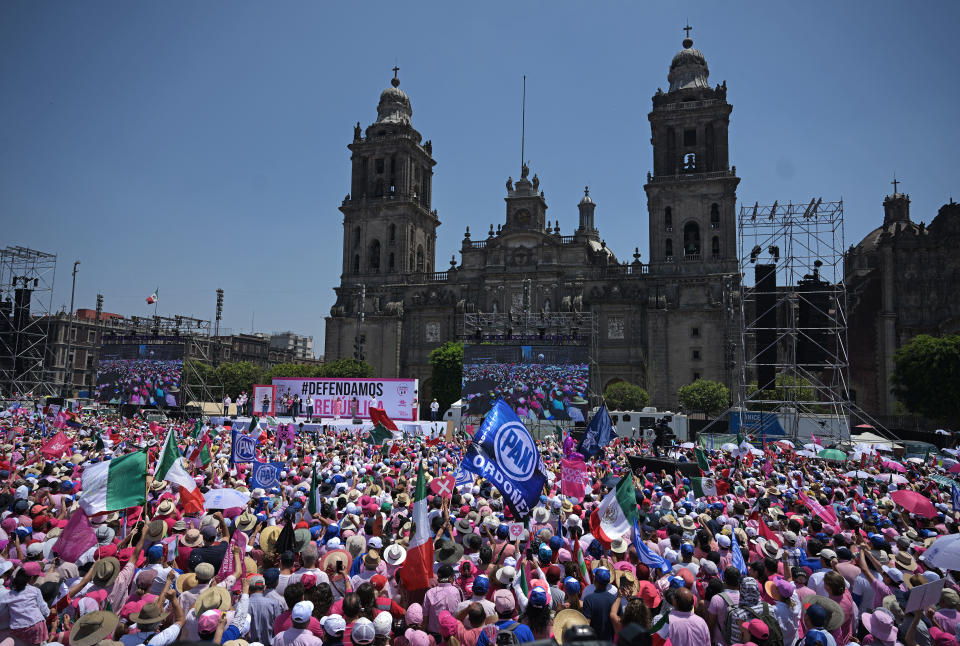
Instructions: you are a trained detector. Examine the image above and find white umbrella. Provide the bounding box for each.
[774,440,795,448]
[749,447,765,456]
[922,534,960,571]
[844,470,872,479]
[803,443,820,452]
[204,488,250,509]
[796,450,817,458]
[906,457,925,464]
[943,448,960,457]
[874,473,908,484]
[680,442,695,449]
[934,429,949,435]
[943,458,958,469]
[721,443,738,452]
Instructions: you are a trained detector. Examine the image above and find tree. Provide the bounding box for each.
[603,381,649,411]
[319,359,375,378]
[261,363,319,382]
[678,379,729,415]
[216,361,263,399]
[892,334,960,421]
[746,373,818,412]
[428,341,463,418]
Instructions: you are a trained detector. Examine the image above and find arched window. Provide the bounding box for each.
[416,245,425,272]
[665,239,674,258]
[388,253,395,272]
[353,254,360,273]
[710,203,720,229]
[368,239,381,271]
[683,222,701,255]
[712,236,720,256]
[682,152,697,173]
[389,223,396,242]
[664,207,673,230]
[353,226,361,248]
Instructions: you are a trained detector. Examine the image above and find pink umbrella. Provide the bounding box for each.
[949,463,960,474]
[883,460,907,473]
[890,490,937,518]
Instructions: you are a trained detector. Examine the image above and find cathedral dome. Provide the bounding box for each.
[376,76,412,125]
[668,38,710,92]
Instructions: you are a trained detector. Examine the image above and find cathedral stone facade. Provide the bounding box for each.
[845,192,960,415]
[325,39,741,409]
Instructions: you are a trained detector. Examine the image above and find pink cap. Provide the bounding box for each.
[21,561,42,577]
[405,603,423,625]
[197,609,221,634]
[494,589,516,613]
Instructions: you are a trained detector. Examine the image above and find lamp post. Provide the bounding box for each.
[63,260,80,398]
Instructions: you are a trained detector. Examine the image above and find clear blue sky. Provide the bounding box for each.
[2,2,958,355]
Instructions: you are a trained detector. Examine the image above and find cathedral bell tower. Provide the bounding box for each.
[644,30,739,273]
[503,163,547,233]
[339,69,440,284]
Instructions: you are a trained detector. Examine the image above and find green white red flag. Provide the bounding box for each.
[398,461,434,591]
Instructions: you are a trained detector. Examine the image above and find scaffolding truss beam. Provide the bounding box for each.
[0,246,57,397]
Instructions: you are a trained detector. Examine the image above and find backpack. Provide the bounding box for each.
[496,621,521,646]
[745,602,785,646]
[718,592,739,645]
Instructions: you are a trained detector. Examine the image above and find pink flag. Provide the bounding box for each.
[798,489,840,530]
[52,510,98,563]
[762,458,774,476]
[561,458,589,501]
[40,431,74,459]
[217,526,249,583]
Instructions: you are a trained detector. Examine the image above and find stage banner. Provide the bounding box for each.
[253,385,275,416]
[729,411,785,437]
[272,378,418,421]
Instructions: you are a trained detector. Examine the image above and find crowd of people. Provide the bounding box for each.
[0,401,958,646]
[461,363,590,422]
[94,359,182,408]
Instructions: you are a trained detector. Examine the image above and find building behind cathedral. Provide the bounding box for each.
[325,37,746,410]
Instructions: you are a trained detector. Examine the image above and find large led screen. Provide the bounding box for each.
[461,345,590,421]
[95,343,184,407]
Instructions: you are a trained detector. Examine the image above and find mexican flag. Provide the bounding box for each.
[188,432,212,467]
[156,428,204,513]
[572,534,591,584]
[146,288,158,305]
[589,474,636,544]
[695,447,710,472]
[307,466,320,516]
[399,461,434,591]
[363,424,392,446]
[79,450,148,515]
[691,476,718,497]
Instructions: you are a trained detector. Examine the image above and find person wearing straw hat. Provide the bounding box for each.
[69,610,120,646]
[123,570,185,645]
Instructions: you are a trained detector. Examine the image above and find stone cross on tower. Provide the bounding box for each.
[683,23,693,38]
[891,175,900,194]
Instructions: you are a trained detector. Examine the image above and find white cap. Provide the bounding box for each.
[368,536,384,550]
[322,614,347,635]
[292,600,314,624]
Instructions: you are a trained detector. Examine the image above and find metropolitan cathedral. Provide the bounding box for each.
[325,35,742,408]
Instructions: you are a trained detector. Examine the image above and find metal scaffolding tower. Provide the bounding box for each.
[0,246,57,397]
[736,198,851,442]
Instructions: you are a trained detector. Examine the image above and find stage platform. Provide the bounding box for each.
[210,416,448,439]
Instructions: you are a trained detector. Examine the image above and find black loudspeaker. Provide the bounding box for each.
[754,263,777,390]
[797,274,831,367]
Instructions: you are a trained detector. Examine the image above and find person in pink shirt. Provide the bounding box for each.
[669,588,711,646]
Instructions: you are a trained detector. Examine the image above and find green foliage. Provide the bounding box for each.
[428,341,464,417]
[603,381,650,411]
[892,334,960,421]
[747,373,818,412]
[319,358,375,378]
[678,379,729,415]
[216,361,264,399]
[261,363,318,381]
